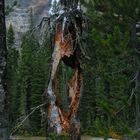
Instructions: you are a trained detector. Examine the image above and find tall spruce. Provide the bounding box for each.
[79,1,140,139]
[7,24,19,129]
[91,1,140,139]
[18,34,39,132]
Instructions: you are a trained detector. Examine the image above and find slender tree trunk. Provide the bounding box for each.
[131,20,140,140]
[0,0,9,139]
[136,71,140,140]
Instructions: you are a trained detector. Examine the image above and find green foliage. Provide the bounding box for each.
[9,33,52,135]
[7,25,20,129]
[79,1,139,139]
[18,34,42,134]
[8,1,140,139]
[47,133,70,140]
[7,24,15,47]
[79,9,136,138]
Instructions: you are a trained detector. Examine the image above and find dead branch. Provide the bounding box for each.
[10,103,46,137]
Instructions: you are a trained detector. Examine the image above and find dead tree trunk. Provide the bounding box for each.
[44,25,83,140]
[42,1,86,139]
[0,0,9,139]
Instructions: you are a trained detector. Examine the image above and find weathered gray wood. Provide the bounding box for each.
[0,0,9,139]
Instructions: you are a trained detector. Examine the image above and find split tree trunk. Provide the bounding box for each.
[42,1,84,139]
[0,0,9,139]
[44,22,83,140]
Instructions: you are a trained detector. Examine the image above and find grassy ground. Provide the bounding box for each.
[11,136,45,140]
[11,136,118,140]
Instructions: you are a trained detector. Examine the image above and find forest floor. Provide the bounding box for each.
[11,136,118,140]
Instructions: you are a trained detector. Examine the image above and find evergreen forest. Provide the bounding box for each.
[1,0,140,140]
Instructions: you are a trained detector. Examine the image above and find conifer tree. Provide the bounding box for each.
[7,24,15,47]
[79,1,140,139]
[7,24,19,129]
[18,34,39,132]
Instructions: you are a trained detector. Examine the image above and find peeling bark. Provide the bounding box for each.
[42,1,85,139]
[44,23,83,140]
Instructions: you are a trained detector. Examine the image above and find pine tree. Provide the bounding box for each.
[91,1,140,138]
[79,1,140,139]
[7,24,15,47]
[6,24,19,129]
[18,34,39,133]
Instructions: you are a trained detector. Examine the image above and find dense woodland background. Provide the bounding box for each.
[6,0,140,139]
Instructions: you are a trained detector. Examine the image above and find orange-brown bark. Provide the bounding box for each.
[45,20,83,140]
